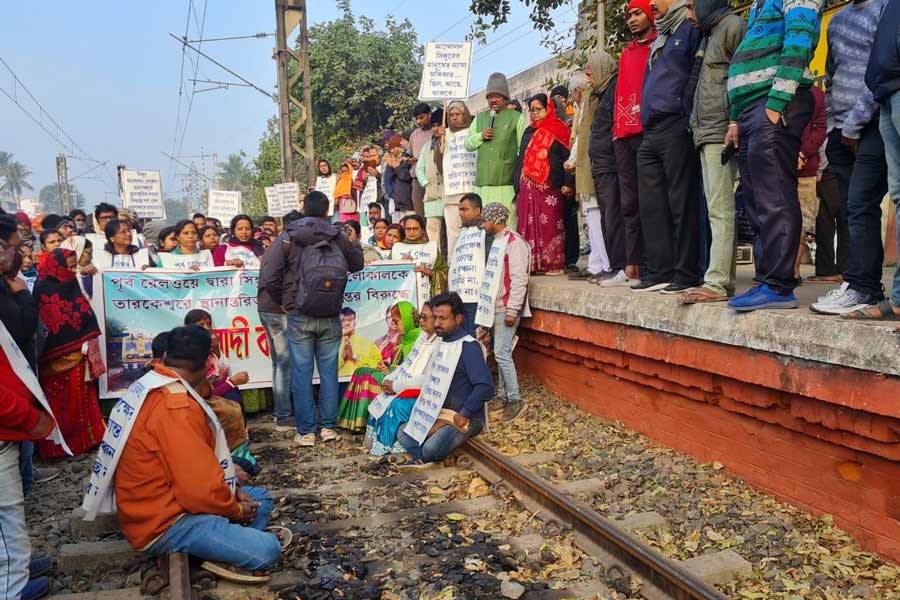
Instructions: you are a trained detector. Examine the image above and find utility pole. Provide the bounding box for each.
[597,0,605,48]
[56,154,71,214]
[274,0,315,185]
[200,146,208,213]
[212,152,219,188]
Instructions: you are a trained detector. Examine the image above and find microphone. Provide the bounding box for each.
[489,109,496,130]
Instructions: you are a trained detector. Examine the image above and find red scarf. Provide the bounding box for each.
[522,100,571,184]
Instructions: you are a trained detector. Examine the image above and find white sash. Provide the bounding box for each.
[448,226,485,303]
[316,174,337,216]
[224,245,260,268]
[360,175,378,207]
[475,230,512,327]
[443,128,477,197]
[0,321,71,454]
[81,370,236,520]
[402,335,474,444]
[159,250,214,270]
[392,241,438,300]
[367,334,438,421]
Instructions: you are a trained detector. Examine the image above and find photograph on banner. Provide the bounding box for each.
[121,170,165,219]
[207,189,242,223]
[94,267,268,398]
[418,41,472,101]
[275,181,300,216]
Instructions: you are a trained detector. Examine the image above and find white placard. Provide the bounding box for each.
[316,175,337,216]
[207,189,242,223]
[264,186,281,217]
[418,41,473,101]
[122,170,164,219]
[444,128,477,196]
[274,182,300,217]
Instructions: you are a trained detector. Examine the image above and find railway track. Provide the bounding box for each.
[51,421,735,600]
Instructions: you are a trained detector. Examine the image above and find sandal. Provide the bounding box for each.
[265,525,294,549]
[200,561,270,583]
[842,299,900,321]
[678,287,729,304]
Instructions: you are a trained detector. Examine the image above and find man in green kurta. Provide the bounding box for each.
[465,72,527,228]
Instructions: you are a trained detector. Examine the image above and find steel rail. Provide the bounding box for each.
[464,438,727,600]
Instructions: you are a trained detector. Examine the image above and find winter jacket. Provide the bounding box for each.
[690,12,746,147]
[257,217,364,314]
[256,232,288,314]
[512,130,574,192]
[865,0,900,104]
[799,86,827,178]
[0,349,52,442]
[589,78,618,177]
[641,20,703,127]
[614,34,657,140]
[0,283,38,366]
[391,161,415,212]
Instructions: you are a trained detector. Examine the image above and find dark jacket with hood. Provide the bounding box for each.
[865,0,900,104]
[589,77,618,177]
[258,217,364,314]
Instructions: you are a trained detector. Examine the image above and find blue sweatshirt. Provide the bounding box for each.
[641,19,703,127]
[825,0,887,138]
[442,328,494,433]
[865,0,900,103]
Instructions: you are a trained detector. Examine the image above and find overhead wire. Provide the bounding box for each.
[167,0,195,195]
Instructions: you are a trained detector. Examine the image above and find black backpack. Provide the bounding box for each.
[294,237,349,317]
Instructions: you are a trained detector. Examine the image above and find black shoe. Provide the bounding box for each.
[564,264,580,274]
[567,268,592,280]
[660,283,694,295]
[631,281,670,293]
[501,402,528,423]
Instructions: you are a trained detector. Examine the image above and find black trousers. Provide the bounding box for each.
[595,172,625,271]
[563,196,580,268]
[827,123,888,298]
[736,89,814,294]
[636,117,701,285]
[613,135,644,266]
[814,171,849,276]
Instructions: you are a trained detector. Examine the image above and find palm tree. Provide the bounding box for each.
[0,151,11,177]
[1,161,34,209]
[217,152,250,192]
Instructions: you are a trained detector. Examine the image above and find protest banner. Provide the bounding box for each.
[208,189,242,223]
[121,170,164,219]
[275,182,300,216]
[418,41,472,101]
[315,175,337,216]
[94,263,425,397]
[264,186,281,217]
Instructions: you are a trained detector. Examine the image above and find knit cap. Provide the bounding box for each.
[482,202,509,224]
[486,72,511,99]
[626,0,655,25]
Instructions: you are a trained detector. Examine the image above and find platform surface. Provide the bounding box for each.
[527,265,899,377]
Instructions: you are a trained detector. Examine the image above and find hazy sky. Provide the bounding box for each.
[1,1,578,210]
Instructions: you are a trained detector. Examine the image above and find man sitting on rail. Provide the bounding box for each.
[80,325,281,580]
[398,292,494,467]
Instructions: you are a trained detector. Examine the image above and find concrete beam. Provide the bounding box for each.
[57,540,137,573]
[677,550,753,585]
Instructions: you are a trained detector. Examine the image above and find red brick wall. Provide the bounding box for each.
[517,310,900,562]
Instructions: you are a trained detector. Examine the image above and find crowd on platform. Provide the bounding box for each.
[3,0,900,596]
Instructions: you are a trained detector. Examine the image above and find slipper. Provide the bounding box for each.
[200,561,270,584]
[265,525,294,549]
[842,299,900,321]
[678,287,728,304]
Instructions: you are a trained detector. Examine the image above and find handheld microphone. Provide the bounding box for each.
[489,109,496,130]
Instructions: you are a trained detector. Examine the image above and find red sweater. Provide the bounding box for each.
[613,34,657,140]
[0,351,52,441]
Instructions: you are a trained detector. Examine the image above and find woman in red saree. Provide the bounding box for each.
[513,93,574,275]
[34,248,106,458]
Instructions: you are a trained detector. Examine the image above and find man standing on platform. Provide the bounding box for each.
[465,73,527,227]
[448,193,492,334]
[409,103,434,217]
[725,0,823,311]
[398,292,493,468]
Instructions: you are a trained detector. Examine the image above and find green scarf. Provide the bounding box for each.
[393,300,421,366]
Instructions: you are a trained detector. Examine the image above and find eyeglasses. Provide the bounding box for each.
[529,107,547,114]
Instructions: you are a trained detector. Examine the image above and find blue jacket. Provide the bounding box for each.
[865,0,900,104]
[442,328,494,433]
[641,19,703,127]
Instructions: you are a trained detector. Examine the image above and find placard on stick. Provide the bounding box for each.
[122,170,165,219]
[274,182,300,216]
[418,42,473,101]
[207,189,242,223]
[264,186,281,217]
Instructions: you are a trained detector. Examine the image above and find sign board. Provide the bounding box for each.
[274,182,300,216]
[264,186,281,217]
[122,170,164,219]
[207,189,242,223]
[418,41,473,101]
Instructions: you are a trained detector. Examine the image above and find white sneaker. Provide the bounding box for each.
[320,428,338,443]
[274,423,294,433]
[810,282,873,315]
[600,270,641,288]
[293,433,315,447]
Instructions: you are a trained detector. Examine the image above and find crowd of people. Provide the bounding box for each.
[3,0,900,596]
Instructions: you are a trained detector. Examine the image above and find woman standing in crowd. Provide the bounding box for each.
[168,219,214,268]
[147,225,177,267]
[336,300,419,433]
[18,244,37,291]
[59,236,96,298]
[335,161,358,223]
[368,218,389,248]
[93,219,150,268]
[513,94,573,275]
[391,215,447,296]
[199,226,220,253]
[34,248,106,458]
[434,101,475,253]
[376,224,405,260]
[213,215,265,268]
[366,301,439,455]
[315,159,339,222]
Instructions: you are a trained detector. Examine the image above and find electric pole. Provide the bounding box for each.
[597,0,606,47]
[56,154,71,214]
[274,0,315,185]
[212,152,219,188]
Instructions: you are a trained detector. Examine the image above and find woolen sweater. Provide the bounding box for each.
[727,0,825,120]
[613,34,657,140]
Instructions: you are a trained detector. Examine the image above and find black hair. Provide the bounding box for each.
[198,225,219,243]
[68,209,87,220]
[460,193,483,209]
[229,213,253,232]
[343,220,361,237]
[506,99,522,112]
[158,226,175,244]
[430,292,464,316]
[304,190,329,217]
[372,218,390,229]
[385,223,405,241]
[340,307,356,318]
[174,219,198,238]
[413,103,432,117]
[400,214,427,234]
[184,308,212,326]
[83,238,93,250]
[104,218,128,242]
[430,109,444,126]
[39,229,60,245]
[528,93,549,110]
[550,85,569,99]
[163,325,211,372]
[151,331,170,360]
[283,210,303,225]
[261,215,276,223]
[94,202,118,220]
[317,159,333,176]
[192,212,206,220]
[0,214,17,242]
[367,203,382,212]
[422,299,434,311]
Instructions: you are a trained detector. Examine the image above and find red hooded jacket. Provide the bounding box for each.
[613,0,656,140]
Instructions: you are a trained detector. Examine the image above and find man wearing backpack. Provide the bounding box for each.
[258,191,364,447]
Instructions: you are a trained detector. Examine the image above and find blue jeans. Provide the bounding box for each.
[462,303,478,335]
[399,426,467,463]
[1,443,30,600]
[259,312,292,423]
[18,441,34,497]
[880,93,900,306]
[286,314,341,434]
[493,311,521,403]
[146,486,279,571]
